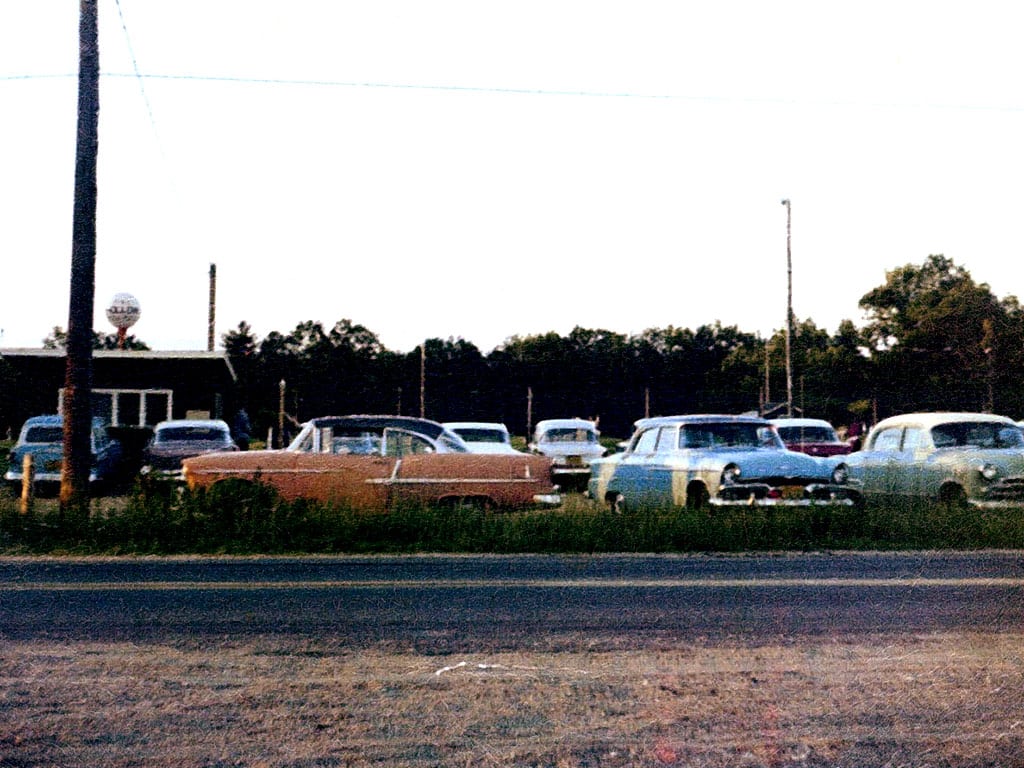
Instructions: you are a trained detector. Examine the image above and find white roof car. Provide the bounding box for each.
[443,422,522,454]
[529,418,606,491]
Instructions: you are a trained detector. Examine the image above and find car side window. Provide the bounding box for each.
[654,427,677,454]
[872,427,903,453]
[632,428,659,454]
[900,427,923,452]
[384,429,435,457]
[997,427,1024,447]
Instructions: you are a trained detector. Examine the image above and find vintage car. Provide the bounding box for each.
[442,422,522,455]
[587,414,857,512]
[182,415,561,511]
[529,418,606,491]
[141,419,238,481]
[4,414,124,495]
[844,412,1024,508]
[770,417,853,457]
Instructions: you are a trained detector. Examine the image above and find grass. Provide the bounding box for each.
[6,481,1024,552]
[3,484,1024,555]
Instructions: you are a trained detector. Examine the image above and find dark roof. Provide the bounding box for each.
[0,348,236,380]
[309,415,448,439]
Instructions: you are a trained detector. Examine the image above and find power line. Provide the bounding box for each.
[6,71,1024,114]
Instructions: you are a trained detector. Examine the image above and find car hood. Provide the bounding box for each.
[686,447,840,480]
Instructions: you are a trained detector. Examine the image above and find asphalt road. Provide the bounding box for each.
[1,552,1021,651]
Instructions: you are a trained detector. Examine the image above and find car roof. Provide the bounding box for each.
[535,418,597,430]
[769,418,836,429]
[307,415,449,440]
[443,422,509,431]
[22,415,63,426]
[634,414,770,428]
[154,419,230,430]
[872,412,1017,430]
[21,414,105,427]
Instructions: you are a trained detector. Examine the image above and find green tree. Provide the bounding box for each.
[860,255,1012,414]
[43,326,149,350]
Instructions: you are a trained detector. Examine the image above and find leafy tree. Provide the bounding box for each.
[860,255,1012,415]
[43,326,149,350]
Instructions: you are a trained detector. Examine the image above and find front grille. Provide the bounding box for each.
[986,477,1024,501]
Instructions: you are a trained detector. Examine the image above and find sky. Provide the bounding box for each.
[3,1,1024,355]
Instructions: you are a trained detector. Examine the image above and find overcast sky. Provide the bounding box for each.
[2,1,1024,353]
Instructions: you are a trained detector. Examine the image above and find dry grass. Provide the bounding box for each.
[2,633,1023,767]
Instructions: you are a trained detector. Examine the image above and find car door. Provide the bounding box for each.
[290,426,396,509]
[856,426,905,500]
[613,426,677,509]
[892,427,927,498]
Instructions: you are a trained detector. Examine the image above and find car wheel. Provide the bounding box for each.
[939,484,969,511]
[686,482,709,511]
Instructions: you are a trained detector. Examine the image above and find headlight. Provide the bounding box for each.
[831,463,850,485]
[722,464,741,485]
[979,462,999,481]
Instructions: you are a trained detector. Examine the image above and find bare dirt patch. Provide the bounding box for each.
[2,632,1022,767]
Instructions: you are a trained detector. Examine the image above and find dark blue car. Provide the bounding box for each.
[5,415,124,495]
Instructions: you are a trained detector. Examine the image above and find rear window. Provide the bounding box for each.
[156,426,229,443]
[24,426,63,443]
[455,428,507,444]
[777,426,837,443]
[541,428,598,443]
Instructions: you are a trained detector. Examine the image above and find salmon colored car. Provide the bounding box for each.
[182,415,562,511]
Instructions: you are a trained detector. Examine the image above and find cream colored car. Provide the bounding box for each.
[844,412,1024,508]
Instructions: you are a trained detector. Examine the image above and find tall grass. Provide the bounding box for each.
[1,484,1023,554]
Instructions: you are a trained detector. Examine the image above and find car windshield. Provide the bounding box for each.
[455,428,507,444]
[680,423,780,449]
[541,428,597,443]
[777,426,838,443]
[24,426,63,443]
[931,422,1024,449]
[156,427,227,443]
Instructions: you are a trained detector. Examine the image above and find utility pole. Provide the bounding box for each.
[419,344,426,418]
[207,263,217,352]
[61,0,100,520]
[781,199,794,418]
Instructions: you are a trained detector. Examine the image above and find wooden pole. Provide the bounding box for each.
[61,0,100,520]
[19,454,34,516]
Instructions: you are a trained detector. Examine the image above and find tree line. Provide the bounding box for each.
[220,255,1024,441]
[11,255,1023,442]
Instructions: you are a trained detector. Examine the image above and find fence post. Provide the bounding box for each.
[20,453,34,515]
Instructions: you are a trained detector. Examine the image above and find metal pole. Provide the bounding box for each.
[781,199,793,418]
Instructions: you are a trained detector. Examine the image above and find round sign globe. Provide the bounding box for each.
[106,292,141,330]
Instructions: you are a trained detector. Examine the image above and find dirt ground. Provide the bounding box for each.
[2,632,1022,767]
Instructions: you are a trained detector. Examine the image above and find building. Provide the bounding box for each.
[0,348,237,438]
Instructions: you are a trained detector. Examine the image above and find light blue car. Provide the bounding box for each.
[5,414,124,495]
[588,414,858,512]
